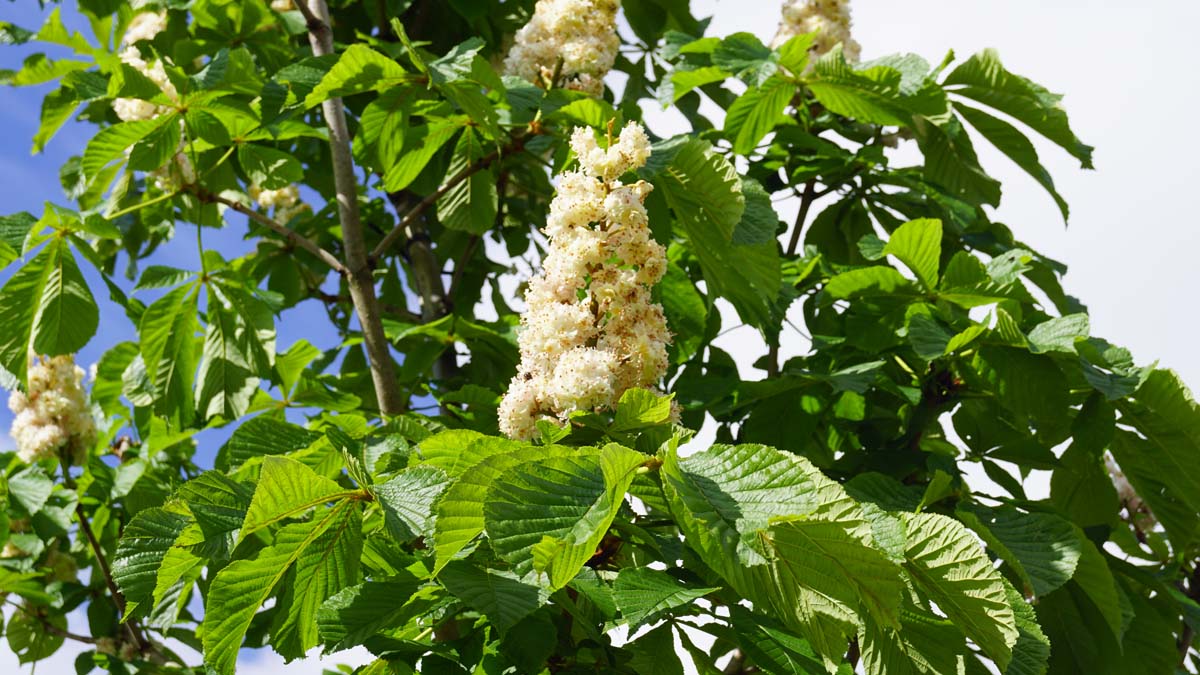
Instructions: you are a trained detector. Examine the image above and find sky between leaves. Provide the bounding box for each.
[0,0,1198,671]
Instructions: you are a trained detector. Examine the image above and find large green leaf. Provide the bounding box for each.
[944,49,1093,168]
[316,575,423,653]
[901,513,1018,669]
[237,143,304,190]
[304,44,408,108]
[138,283,200,426]
[955,102,1069,221]
[807,48,946,126]
[724,76,796,155]
[883,218,942,290]
[957,505,1081,598]
[240,456,357,540]
[220,417,322,470]
[0,238,97,383]
[202,500,353,675]
[270,500,363,660]
[483,445,646,589]
[111,507,192,619]
[612,567,719,629]
[644,138,778,327]
[1114,369,1200,522]
[439,560,548,633]
[375,466,448,541]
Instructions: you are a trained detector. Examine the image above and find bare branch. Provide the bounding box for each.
[202,191,348,275]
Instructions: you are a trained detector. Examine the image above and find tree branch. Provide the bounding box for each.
[786,179,818,257]
[60,460,150,654]
[4,599,97,645]
[307,0,404,416]
[201,191,347,274]
[371,136,526,261]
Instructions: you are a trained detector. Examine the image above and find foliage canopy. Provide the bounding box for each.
[0,1,1197,674]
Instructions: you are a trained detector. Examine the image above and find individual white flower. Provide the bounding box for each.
[772,0,861,62]
[503,0,621,97]
[8,354,96,465]
[147,150,195,192]
[499,122,671,439]
[270,0,296,10]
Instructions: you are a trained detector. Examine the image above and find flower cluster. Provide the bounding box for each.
[771,0,861,62]
[503,0,621,97]
[113,11,177,122]
[249,184,308,223]
[499,122,670,439]
[8,354,96,465]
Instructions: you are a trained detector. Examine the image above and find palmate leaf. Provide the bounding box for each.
[483,445,646,590]
[807,46,946,126]
[901,513,1018,669]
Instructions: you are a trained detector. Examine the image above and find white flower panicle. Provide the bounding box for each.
[113,11,177,122]
[772,0,861,62]
[499,122,671,440]
[8,354,96,465]
[249,183,308,223]
[503,0,621,97]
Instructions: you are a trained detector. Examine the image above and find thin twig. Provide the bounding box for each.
[202,191,347,274]
[371,135,527,261]
[786,179,818,257]
[4,599,97,645]
[60,460,150,654]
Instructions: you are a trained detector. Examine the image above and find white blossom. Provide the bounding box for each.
[113,11,177,122]
[270,0,296,10]
[772,0,861,62]
[499,122,671,439]
[503,0,621,97]
[8,354,96,465]
[249,183,308,223]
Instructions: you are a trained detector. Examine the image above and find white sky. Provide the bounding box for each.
[5,1,1199,672]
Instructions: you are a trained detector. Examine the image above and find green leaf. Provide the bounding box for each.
[432,444,573,575]
[237,144,304,190]
[0,239,97,384]
[613,389,674,432]
[8,466,53,514]
[375,466,448,541]
[111,507,191,618]
[944,49,1094,168]
[724,76,796,155]
[316,575,423,653]
[439,560,548,633]
[913,113,1001,207]
[1004,581,1051,675]
[220,417,321,470]
[956,102,1069,221]
[127,119,182,172]
[138,283,199,426]
[808,48,945,126]
[883,218,942,289]
[1026,314,1089,354]
[240,456,356,540]
[901,513,1018,669]
[956,505,1082,598]
[305,44,408,108]
[728,605,827,675]
[202,500,353,675]
[484,445,646,589]
[382,118,462,192]
[81,116,168,178]
[613,567,719,629]
[712,32,779,86]
[437,129,497,234]
[270,500,363,660]
[645,139,778,327]
[627,623,685,675]
[824,266,914,299]
[33,86,79,154]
